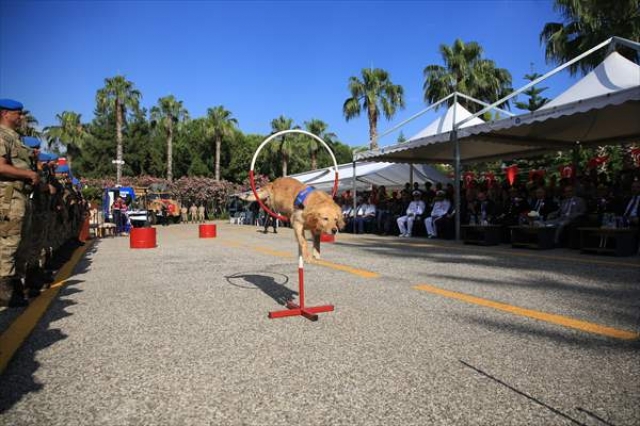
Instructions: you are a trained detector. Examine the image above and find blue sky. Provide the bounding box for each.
[0,0,576,148]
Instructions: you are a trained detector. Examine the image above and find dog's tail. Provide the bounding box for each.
[240,184,271,202]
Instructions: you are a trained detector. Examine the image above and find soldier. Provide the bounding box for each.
[189,204,197,224]
[197,204,206,223]
[180,205,188,224]
[0,99,40,307]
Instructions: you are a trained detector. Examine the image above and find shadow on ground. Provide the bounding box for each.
[225,272,296,306]
[0,239,97,414]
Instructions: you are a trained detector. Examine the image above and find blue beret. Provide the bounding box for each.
[0,99,24,111]
[38,152,54,162]
[22,136,41,149]
[56,164,70,173]
[71,177,80,186]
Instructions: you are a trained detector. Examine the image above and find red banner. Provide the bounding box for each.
[463,171,476,188]
[587,156,609,169]
[505,165,518,186]
[631,148,640,166]
[482,172,496,186]
[528,169,546,182]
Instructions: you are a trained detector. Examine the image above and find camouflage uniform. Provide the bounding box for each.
[0,124,33,305]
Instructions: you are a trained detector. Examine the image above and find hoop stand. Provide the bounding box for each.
[250,129,340,322]
[268,253,334,321]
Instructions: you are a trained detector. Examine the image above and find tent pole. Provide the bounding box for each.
[453,93,461,241]
[410,164,414,186]
[352,158,357,233]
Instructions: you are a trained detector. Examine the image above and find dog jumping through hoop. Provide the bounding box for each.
[246,177,345,261]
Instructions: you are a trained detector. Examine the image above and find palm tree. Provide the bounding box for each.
[304,119,337,170]
[151,95,189,181]
[343,68,405,150]
[423,39,512,113]
[43,111,88,163]
[540,0,640,76]
[96,75,141,183]
[205,106,238,181]
[18,110,41,138]
[270,115,294,177]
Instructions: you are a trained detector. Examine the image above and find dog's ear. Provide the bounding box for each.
[304,211,319,232]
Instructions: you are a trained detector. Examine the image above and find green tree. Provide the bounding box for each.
[343,68,405,150]
[397,131,407,143]
[44,111,88,163]
[423,39,512,113]
[514,72,550,111]
[150,95,189,181]
[540,0,640,76]
[270,115,295,177]
[304,119,337,170]
[205,106,238,181]
[18,110,41,138]
[96,75,142,183]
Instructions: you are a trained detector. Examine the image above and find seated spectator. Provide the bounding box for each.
[354,196,377,234]
[545,185,587,244]
[470,191,498,225]
[621,180,640,228]
[397,190,425,237]
[382,191,405,235]
[498,187,530,227]
[424,190,451,238]
[530,186,558,221]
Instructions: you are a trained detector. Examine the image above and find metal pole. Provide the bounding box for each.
[453,93,461,241]
[352,158,357,233]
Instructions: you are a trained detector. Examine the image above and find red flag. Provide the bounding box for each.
[505,165,518,185]
[559,164,575,179]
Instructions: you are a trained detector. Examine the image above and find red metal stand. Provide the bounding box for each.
[268,255,334,321]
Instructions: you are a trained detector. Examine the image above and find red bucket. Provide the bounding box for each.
[130,227,157,249]
[320,233,335,243]
[199,224,217,238]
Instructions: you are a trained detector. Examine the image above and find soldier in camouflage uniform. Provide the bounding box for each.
[0,99,40,307]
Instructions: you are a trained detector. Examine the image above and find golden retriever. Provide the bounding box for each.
[247,177,344,261]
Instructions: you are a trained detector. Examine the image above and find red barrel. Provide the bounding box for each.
[320,233,335,243]
[199,224,217,238]
[130,227,157,249]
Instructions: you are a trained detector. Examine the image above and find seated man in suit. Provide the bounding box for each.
[471,191,497,225]
[621,180,640,228]
[530,186,559,221]
[397,190,425,237]
[424,190,451,238]
[545,185,587,244]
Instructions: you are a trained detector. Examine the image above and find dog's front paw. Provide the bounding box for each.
[312,249,321,260]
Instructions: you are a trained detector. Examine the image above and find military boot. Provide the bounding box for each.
[24,268,45,299]
[0,277,28,308]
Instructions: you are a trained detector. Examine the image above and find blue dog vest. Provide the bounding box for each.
[294,186,315,209]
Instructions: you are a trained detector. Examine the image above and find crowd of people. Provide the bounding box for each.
[337,170,640,247]
[1,99,89,308]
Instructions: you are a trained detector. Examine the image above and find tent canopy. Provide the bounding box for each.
[406,102,484,142]
[356,51,640,164]
[288,162,450,192]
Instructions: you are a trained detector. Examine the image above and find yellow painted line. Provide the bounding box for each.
[253,246,294,258]
[414,284,639,340]
[0,242,91,374]
[311,259,380,278]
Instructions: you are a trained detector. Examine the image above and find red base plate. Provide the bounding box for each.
[268,302,334,321]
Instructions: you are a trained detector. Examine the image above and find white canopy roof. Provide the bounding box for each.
[357,51,640,164]
[288,162,450,192]
[407,102,484,142]
[540,51,640,110]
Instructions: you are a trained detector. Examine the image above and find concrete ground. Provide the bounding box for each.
[0,221,638,426]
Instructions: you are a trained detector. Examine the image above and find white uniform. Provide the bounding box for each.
[425,199,451,237]
[397,200,425,237]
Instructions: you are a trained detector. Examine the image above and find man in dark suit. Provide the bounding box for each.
[530,186,558,221]
[471,191,498,225]
[621,180,640,228]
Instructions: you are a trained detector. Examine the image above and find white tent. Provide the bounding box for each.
[289,162,450,192]
[357,51,640,164]
[406,102,485,142]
